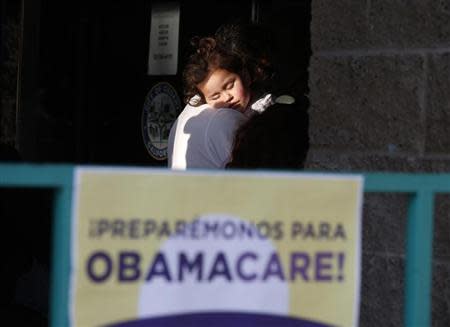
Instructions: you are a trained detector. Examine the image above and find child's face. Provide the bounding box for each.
[197,68,251,113]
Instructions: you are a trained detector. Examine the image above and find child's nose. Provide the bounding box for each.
[225,93,233,102]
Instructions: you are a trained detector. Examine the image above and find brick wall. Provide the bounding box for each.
[307,1,450,325]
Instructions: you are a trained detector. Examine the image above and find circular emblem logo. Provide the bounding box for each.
[142,82,182,160]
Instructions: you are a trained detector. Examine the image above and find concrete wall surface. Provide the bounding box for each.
[308,1,450,326]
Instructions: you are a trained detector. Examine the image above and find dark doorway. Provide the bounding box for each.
[16,0,311,166]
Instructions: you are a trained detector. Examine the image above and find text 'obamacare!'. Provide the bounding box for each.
[86,251,347,284]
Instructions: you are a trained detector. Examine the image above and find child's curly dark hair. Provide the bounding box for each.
[182,37,244,105]
[182,22,274,106]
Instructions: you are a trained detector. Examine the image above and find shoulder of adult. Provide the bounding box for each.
[168,102,211,169]
[177,102,210,119]
[205,109,247,140]
[204,109,247,168]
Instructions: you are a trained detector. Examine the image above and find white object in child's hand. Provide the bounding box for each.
[249,93,296,116]
[250,94,275,113]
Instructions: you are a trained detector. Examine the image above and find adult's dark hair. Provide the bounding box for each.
[226,96,310,170]
[214,21,274,95]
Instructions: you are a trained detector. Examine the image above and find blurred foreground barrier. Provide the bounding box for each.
[0,164,448,327]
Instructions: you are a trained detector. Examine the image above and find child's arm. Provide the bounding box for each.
[243,93,274,118]
[245,94,296,117]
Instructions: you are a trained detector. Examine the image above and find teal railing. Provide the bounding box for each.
[1,163,448,327]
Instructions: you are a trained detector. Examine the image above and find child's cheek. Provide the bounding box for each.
[236,86,250,102]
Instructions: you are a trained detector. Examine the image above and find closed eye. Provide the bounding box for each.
[225,80,235,90]
[209,93,220,101]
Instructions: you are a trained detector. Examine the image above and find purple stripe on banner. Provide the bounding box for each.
[105,312,333,327]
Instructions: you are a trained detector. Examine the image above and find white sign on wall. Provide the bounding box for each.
[147,2,180,75]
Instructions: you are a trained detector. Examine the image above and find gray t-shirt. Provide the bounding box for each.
[168,104,246,170]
